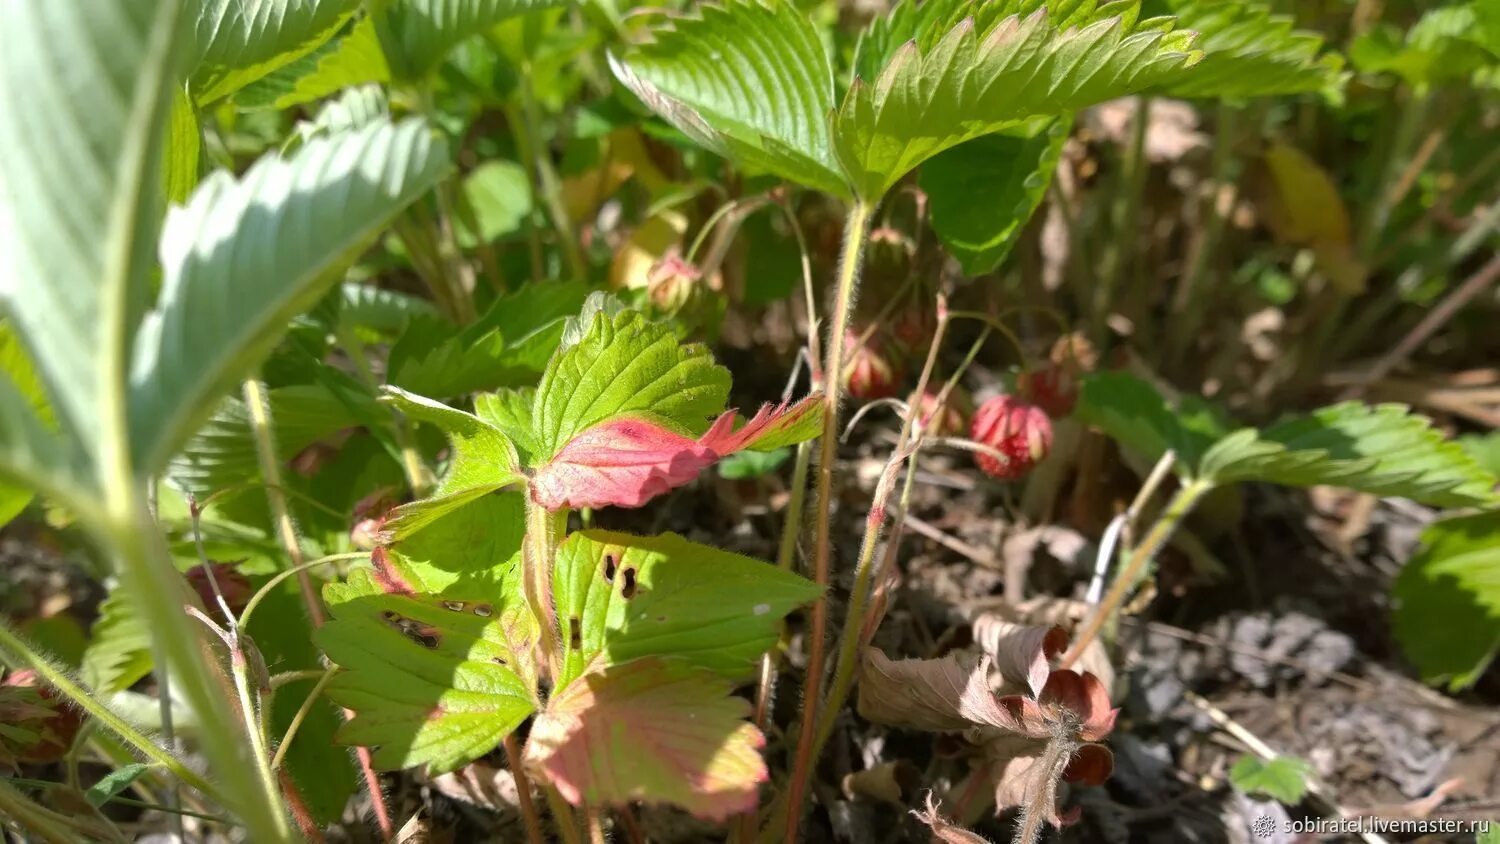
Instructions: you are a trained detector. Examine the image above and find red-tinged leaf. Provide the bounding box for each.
[529,417,718,510]
[525,658,767,821]
[530,397,824,511]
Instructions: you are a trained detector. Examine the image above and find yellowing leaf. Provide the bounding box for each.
[525,658,767,820]
[1255,141,1367,294]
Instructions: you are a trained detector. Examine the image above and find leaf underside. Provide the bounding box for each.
[1152,0,1342,98]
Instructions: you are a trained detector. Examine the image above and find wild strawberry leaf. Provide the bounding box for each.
[1229,755,1311,804]
[1150,0,1343,98]
[382,492,527,597]
[832,3,1202,200]
[532,310,731,462]
[919,118,1071,275]
[524,657,767,820]
[378,0,572,81]
[1075,372,1232,478]
[1350,2,1500,87]
[129,119,449,476]
[474,389,540,466]
[318,566,537,774]
[389,281,587,398]
[81,586,153,695]
[1393,512,1500,691]
[1199,402,1499,507]
[189,0,362,105]
[530,396,822,511]
[609,0,847,197]
[235,16,391,110]
[1,0,188,475]
[378,387,526,541]
[551,530,820,692]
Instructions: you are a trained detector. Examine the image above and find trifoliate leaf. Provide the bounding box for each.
[832,4,1202,200]
[919,118,1070,275]
[525,657,767,820]
[1199,402,1499,507]
[82,587,154,694]
[609,0,846,197]
[378,387,526,540]
[1229,755,1311,804]
[1393,512,1500,691]
[318,567,537,773]
[532,310,730,461]
[550,531,820,691]
[1150,0,1343,98]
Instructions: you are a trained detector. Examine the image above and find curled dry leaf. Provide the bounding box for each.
[912,792,994,844]
[971,617,1069,697]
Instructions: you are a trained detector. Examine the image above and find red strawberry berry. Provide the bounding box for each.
[969,395,1053,479]
[914,388,970,438]
[844,329,903,400]
[1017,364,1078,417]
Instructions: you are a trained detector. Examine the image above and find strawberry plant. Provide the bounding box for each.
[0,0,1496,841]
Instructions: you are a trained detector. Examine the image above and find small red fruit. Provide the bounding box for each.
[1017,364,1078,417]
[844,329,903,400]
[969,395,1053,480]
[915,388,970,437]
[1,669,83,763]
[185,562,253,620]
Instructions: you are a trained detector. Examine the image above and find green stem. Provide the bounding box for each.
[1358,86,1429,258]
[516,57,587,281]
[271,668,339,770]
[1061,480,1212,668]
[239,553,370,632]
[1168,100,1237,369]
[1093,94,1152,340]
[525,502,567,685]
[0,620,220,801]
[335,320,432,496]
[243,379,325,628]
[784,199,873,840]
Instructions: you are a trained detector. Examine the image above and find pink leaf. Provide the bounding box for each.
[531,396,823,511]
[524,658,767,821]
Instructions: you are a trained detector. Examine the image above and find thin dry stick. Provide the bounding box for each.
[1183,690,1390,844]
[504,734,547,844]
[1354,252,1500,388]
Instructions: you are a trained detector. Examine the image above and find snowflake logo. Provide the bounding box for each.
[1252,815,1277,839]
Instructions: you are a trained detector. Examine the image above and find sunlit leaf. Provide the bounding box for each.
[610,0,846,196]
[235,15,391,110]
[1151,0,1343,98]
[525,657,767,820]
[1075,372,1231,478]
[130,119,449,475]
[319,566,537,773]
[189,0,362,105]
[1393,512,1500,690]
[550,530,819,691]
[1229,755,1311,804]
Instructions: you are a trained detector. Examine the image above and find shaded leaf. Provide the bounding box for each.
[130,119,450,475]
[525,657,767,820]
[235,15,391,110]
[1075,372,1231,477]
[1393,512,1500,691]
[380,0,572,81]
[609,0,846,196]
[319,567,537,773]
[82,587,154,694]
[551,530,820,691]
[919,119,1070,275]
[1152,0,1343,98]
[85,763,152,807]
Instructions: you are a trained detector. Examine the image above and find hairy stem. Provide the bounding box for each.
[1062,480,1212,668]
[525,502,567,684]
[784,199,873,838]
[505,733,548,844]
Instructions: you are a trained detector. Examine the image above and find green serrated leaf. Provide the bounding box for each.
[341,283,440,335]
[474,389,541,466]
[85,763,153,807]
[293,85,390,148]
[533,310,731,461]
[235,15,392,110]
[163,86,202,205]
[1393,512,1500,691]
[189,0,362,105]
[387,492,527,596]
[1200,403,1499,507]
[718,448,791,480]
[82,587,154,694]
[919,118,1070,275]
[129,118,450,476]
[609,0,847,197]
[832,3,1202,199]
[525,657,767,820]
[1229,755,1311,804]
[1151,0,1343,98]
[380,0,571,81]
[0,0,188,473]
[460,160,533,246]
[1075,372,1231,477]
[380,388,526,540]
[1460,433,1500,477]
[319,567,537,773]
[551,530,820,691]
[389,281,587,398]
